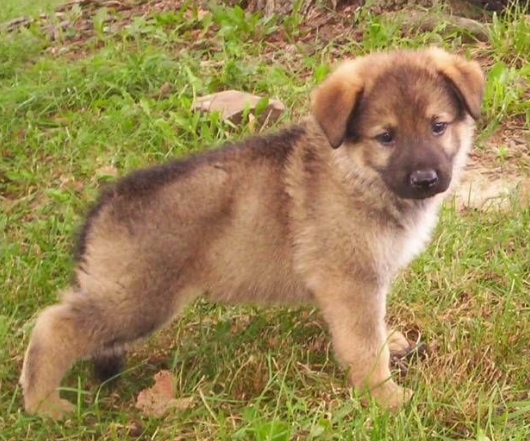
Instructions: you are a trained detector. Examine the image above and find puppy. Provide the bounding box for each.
[20,48,484,417]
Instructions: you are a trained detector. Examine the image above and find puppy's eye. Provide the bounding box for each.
[431,121,448,136]
[375,131,394,145]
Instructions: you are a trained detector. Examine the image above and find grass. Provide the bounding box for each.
[0,0,64,22]
[1,1,529,440]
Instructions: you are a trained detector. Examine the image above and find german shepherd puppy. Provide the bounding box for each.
[20,48,484,417]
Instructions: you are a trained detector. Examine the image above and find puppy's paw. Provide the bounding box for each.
[387,329,411,354]
[370,381,413,411]
[383,385,413,410]
[26,396,75,419]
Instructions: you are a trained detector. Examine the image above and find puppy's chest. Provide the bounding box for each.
[381,205,440,274]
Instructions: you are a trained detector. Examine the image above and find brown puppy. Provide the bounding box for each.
[20,48,484,418]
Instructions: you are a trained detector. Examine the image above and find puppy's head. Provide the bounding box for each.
[311,48,484,200]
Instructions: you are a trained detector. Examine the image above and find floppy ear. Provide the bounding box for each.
[310,61,364,148]
[429,48,485,120]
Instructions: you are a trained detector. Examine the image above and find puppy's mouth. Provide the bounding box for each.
[384,169,452,200]
[393,185,449,200]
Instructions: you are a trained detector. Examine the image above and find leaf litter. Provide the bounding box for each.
[135,369,194,417]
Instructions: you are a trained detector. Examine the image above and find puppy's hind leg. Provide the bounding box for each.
[21,276,194,418]
[20,292,105,418]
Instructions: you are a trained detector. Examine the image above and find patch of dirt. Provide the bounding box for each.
[455,161,530,211]
[1,0,495,54]
[455,126,530,211]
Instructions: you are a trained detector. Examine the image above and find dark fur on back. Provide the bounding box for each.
[74,125,304,264]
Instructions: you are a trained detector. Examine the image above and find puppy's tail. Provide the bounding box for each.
[92,346,126,383]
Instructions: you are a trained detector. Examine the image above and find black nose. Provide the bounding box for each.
[409,169,438,190]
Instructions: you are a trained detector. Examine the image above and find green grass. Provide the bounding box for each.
[1,1,530,440]
[0,0,64,22]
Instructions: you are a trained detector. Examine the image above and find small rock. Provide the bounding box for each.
[192,90,286,127]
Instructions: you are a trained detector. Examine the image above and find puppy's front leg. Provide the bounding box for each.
[314,278,412,409]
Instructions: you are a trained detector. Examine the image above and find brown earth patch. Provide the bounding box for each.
[455,126,530,211]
